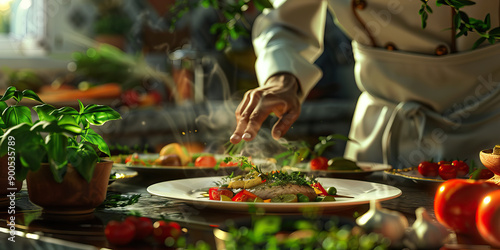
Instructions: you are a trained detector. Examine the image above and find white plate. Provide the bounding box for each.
[147,177,402,213]
[285,162,392,178]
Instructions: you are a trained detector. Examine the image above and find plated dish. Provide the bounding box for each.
[147,176,402,213]
[384,167,453,184]
[113,153,245,178]
[284,162,392,178]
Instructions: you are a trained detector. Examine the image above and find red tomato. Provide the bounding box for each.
[452,160,469,177]
[208,187,234,200]
[153,221,182,244]
[121,90,140,107]
[418,161,439,177]
[434,179,500,236]
[232,190,258,202]
[194,155,217,167]
[105,220,136,245]
[124,216,153,240]
[438,160,451,166]
[439,163,457,180]
[310,156,328,170]
[220,161,240,167]
[477,169,495,180]
[477,189,500,247]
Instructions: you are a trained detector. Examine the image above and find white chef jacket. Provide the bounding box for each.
[253,0,500,168]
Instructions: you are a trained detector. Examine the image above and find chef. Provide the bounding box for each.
[229,0,500,169]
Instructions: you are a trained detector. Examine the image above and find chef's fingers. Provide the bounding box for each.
[240,96,277,142]
[272,106,301,140]
[230,91,259,144]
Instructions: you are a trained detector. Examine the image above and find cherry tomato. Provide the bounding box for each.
[105,220,136,245]
[418,161,439,177]
[439,163,457,180]
[121,89,140,107]
[438,160,451,166]
[452,160,469,177]
[124,216,153,240]
[477,189,500,247]
[153,221,182,244]
[220,161,240,167]
[477,169,495,180]
[434,179,500,236]
[310,156,328,170]
[194,155,217,167]
[232,190,258,202]
[208,187,234,200]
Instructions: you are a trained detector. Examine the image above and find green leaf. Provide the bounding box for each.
[458,11,469,24]
[489,27,500,36]
[21,89,44,103]
[67,144,99,183]
[472,37,486,49]
[50,106,79,118]
[57,115,82,135]
[484,14,491,30]
[0,123,47,180]
[45,133,68,176]
[253,216,281,239]
[81,128,110,156]
[0,101,8,114]
[33,104,57,121]
[81,104,121,126]
[253,0,273,10]
[2,106,32,127]
[487,36,496,44]
[0,86,17,102]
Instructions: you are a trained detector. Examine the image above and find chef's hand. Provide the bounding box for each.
[230,73,302,144]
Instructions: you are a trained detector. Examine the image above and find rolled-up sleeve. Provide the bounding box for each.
[253,0,328,101]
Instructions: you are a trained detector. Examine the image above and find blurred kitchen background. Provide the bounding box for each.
[0,0,359,158]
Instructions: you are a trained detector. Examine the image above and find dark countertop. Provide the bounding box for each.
[0,168,483,250]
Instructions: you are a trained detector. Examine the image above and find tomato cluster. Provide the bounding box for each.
[105,216,182,247]
[310,156,329,170]
[434,179,500,247]
[418,160,493,180]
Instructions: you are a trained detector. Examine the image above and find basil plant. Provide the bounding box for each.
[0,86,121,183]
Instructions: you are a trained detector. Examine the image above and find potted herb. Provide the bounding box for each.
[92,0,132,50]
[0,87,45,205]
[0,86,121,214]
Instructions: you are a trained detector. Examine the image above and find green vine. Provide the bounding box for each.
[169,0,272,50]
[419,0,500,49]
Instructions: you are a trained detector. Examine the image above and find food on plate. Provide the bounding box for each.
[153,154,182,166]
[194,155,217,167]
[309,156,328,170]
[438,163,457,180]
[417,161,439,177]
[327,157,361,171]
[413,159,486,180]
[112,143,249,169]
[206,161,345,203]
[159,143,190,166]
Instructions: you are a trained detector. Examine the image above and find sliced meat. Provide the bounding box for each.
[247,183,317,201]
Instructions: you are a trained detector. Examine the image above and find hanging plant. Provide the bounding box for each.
[419,0,500,49]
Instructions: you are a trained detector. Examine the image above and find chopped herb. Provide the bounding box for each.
[98,193,141,208]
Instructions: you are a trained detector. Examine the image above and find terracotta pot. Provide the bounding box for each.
[0,155,23,196]
[94,35,126,50]
[26,160,113,214]
[479,148,500,176]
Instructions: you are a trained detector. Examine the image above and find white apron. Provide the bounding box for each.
[345,42,500,168]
